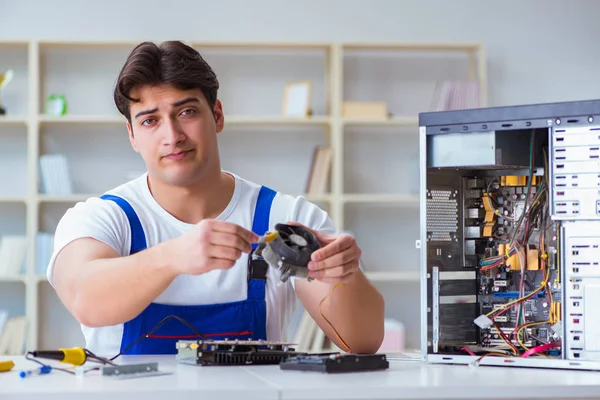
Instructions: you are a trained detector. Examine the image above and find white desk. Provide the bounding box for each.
[2,354,600,400]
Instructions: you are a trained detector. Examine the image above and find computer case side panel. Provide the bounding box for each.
[419,125,429,360]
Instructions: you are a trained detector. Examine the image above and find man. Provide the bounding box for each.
[48,40,385,357]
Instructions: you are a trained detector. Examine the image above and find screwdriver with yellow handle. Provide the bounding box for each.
[0,360,15,372]
[30,347,87,366]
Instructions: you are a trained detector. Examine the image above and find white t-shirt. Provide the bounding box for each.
[46,172,336,356]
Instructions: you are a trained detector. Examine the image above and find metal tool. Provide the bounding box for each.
[100,362,170,380]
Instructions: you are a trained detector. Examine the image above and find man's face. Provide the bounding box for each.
[126,84,224,187]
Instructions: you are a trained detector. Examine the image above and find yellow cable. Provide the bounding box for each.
[495,209,516,221]
[517,320,550,355]
[487,247,551,319]
[501,152,554,356]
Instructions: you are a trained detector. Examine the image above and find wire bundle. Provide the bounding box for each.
[474,131,560,359]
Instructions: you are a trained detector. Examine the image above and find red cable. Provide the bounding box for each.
[522,342,560,358]
[461,347,476,356]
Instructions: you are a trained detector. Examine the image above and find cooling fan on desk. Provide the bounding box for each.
[253,223,321,283]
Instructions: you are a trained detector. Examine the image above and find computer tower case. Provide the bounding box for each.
[419,99,600,370]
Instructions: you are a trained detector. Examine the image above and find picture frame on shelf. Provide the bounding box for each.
[282,80,312,118]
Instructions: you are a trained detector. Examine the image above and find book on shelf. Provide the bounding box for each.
[342,101,388,119]
[305,146,332,195]
[36,232,54,277]
[39,154,73,195]
[0,313,27,356]
[430,80,480,111]
[0,235,27,278]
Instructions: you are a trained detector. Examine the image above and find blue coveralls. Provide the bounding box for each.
[100,185,276,354]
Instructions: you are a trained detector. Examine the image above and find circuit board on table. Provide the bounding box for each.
[175,339,305,365]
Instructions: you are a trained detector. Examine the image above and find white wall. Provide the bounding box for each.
[1,0,599,351]
[3,0,600,106]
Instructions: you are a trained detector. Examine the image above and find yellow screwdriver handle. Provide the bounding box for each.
[0,360,14,372]
[59,347,87,366]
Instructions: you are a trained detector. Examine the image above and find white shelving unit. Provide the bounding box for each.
[0,40,486,352]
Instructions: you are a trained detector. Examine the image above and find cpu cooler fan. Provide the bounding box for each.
[253,223,321,283]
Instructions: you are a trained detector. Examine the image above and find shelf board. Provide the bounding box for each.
[0,41,30,47]
[225,115,331,126]
[0,196,27,204]
[35,271,417,282]
[32,40,480,53]
[39,40,143,48]
[364,271,419,282]
[342,116,418,126]
[0,275,27,283]
[342,42,481,52]
[191,41,331,51]
[343,194,419,205]
[39,115,126,124]
[38,194,97,203]
[0,116,27,126]
[37,114,331,126]
[37,193,330,204]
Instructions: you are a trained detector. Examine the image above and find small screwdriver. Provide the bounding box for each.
[19,365,52,378]
[30,347,87,366]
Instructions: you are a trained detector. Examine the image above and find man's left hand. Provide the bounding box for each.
[287,223,362,284]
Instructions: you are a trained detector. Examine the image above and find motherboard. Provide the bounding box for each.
[469,173,560,356]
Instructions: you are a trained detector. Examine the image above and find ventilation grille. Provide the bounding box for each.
[427,189,458,242]
[200,352,293,365]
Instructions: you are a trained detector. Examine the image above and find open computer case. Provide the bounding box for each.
[418,99,600,370]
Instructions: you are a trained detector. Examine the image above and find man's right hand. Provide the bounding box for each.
[168,219,259,276]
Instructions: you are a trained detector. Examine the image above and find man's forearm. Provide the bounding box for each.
[70,241,177,328]
[325,271,385,353]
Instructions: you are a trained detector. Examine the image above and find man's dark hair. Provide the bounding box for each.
[113,40,219,122]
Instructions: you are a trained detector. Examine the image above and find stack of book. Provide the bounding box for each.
[0,235,27,279]
[36,232,54,276]
[305,146,332,195]
[0,311,27,355]
[430,80,480,111]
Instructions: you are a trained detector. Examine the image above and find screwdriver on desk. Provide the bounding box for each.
[30,347,87,365]
[0,360,15,372]
[19,365,52,378]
